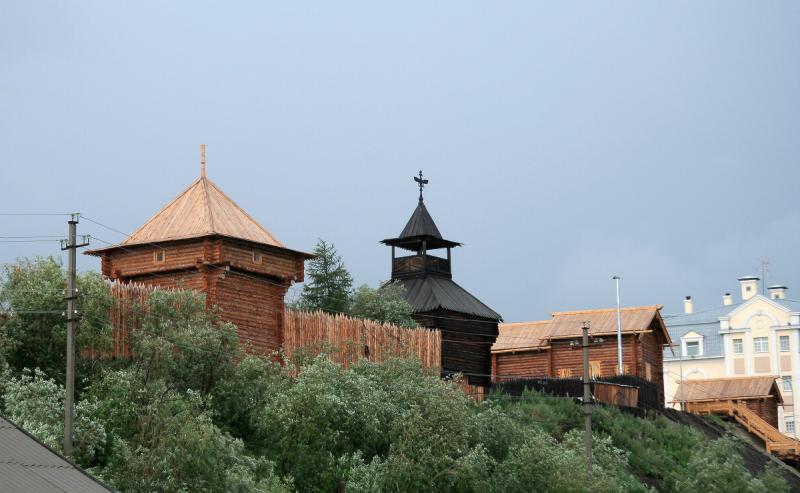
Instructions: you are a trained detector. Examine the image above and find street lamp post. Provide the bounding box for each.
[613,276,623,374]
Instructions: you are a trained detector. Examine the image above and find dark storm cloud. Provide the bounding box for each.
[1,1,799,321]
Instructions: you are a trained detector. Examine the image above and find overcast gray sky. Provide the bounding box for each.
[2,2,799,322]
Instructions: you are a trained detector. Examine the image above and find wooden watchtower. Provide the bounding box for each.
[86,147,313,354]
[382,172,501,386]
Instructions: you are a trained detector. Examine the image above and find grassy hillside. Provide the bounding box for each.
[491,390,793,492]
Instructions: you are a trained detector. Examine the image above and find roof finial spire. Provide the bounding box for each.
[200,144,206,178]
[413,170,428,202]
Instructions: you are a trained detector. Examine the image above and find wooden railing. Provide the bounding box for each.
[686,400,800,459]
[392,255,451,278]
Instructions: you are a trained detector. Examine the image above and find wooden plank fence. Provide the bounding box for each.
[593,381,638,408]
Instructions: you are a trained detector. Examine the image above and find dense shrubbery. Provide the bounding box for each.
[0,258,789,492]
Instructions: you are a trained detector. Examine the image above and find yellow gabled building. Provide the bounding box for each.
[664,276,800,437]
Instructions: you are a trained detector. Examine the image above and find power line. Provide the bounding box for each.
[0,213,73,216]
[0,239,62,243]
[81,215,136,239]
[0,235,64,239]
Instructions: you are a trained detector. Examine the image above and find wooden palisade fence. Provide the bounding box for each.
[100,281,442,370]
[282,309,440,369]
[107,281,152,359]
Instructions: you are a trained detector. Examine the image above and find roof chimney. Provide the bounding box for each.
[684,295,694,314]
[723,293,733,306]
[738,276,759,301]
[768,285,788,300]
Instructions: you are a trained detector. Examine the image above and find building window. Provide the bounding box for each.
[590,361,602,378]
[733,338,743,354]
[685,341,701,357]
[252,250,263,264]
[754,337,769,353]
[782,376,793,393]
[645,362,652,381]
[557,368,573,378]
[153,250,165,264]
[615,364,630,376]
[786,416,795,434]
[780,335,790,352]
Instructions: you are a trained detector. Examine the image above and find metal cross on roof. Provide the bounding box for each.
[414,170,428,201]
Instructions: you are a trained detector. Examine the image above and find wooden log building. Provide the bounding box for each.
[492,306,672,404]
[86,149,313,355]
[382,172,501,386]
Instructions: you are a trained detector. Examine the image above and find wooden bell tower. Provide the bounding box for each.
[382,171,501,385]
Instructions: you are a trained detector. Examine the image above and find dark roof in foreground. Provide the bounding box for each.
[397,275,502,321]
[0,415,114,493]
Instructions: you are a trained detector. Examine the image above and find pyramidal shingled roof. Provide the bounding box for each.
[120,175,285,247]
[382,199,462,250]
[398,200,443,239]
[87,174,287,253]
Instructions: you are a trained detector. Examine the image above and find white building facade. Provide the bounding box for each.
[664,276,800,437]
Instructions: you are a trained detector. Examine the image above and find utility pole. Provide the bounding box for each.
[61,213,89,457]
[582,321,592,476]
[612,276,623,374]
[678,343,685,411]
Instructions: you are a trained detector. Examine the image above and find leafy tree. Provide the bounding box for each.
[86,288,289,492]
[3,368,106,467]
[673,438,782,493]
[96,382,290,493]
[350,282,417,327]
[296,239,353,314]
[0,257,112,385]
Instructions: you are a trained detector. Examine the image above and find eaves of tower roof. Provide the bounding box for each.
[87,175,310,257]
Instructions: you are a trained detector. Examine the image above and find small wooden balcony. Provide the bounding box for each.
[392,254,451,279]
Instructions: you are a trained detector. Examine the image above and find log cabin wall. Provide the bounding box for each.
[414,310,498,386]
[493,350,549,382]
[221,239,305,282]
[101,241,207,281]
[493,332,666,405]
[745,398,779,428]
[214,270,288,354]
[639,328,666,404]
[99,236,303,356]
[548,335,640,380]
